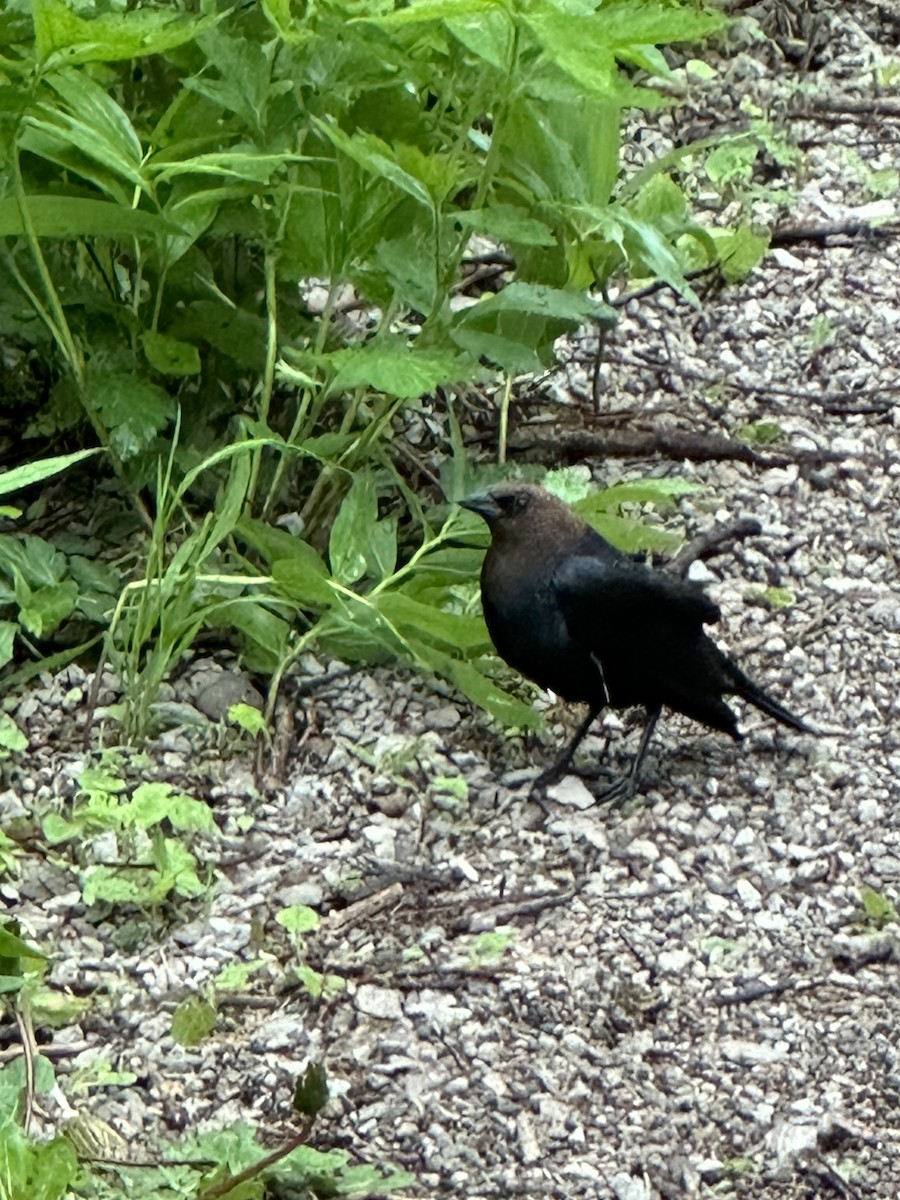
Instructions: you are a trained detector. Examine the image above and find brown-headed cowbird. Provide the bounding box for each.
[461,482,811,799]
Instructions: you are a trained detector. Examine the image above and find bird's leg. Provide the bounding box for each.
[595,705,662,805]
[531,705,602,792]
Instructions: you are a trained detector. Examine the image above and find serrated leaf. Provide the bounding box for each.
[89,366,175,460]
[19,582,78,638]
[327,343,473,399]
[33,0,214,65]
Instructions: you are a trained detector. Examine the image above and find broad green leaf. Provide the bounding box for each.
[450,328,544,375]
[0,926,46,961]
[718,225,770,283]
[18,581,78,638]
[125,784,214,833]
[455,205,557,247]
[41,813,81,844]
[0,535,67,588]
[447,10,514,69]
[228,703,268,737]
[441,654,541,729]
[142,332,201,377]
[81,866,146,905]
[0,196,179,239]
[33,0,214,66]
[459,281,615,323]
[589,478,703,508]
[377,592,488,650]
[236,517,328,574]
[327,344,474,399]
[329,474,377,585]
[276,905,319,933]
[271,560,335,608]
[367,518,398,583]
[171,996,217,1047]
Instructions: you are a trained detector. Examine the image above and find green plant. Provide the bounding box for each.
[40,767,217,909]
[276,905,345,999]
[3,0,777,736]
[858,886,898,931]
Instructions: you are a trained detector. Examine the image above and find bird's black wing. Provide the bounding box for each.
[553,555,721,631]
[552,554,726,713]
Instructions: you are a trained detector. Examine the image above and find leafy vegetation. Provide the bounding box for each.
[0,0,773,736]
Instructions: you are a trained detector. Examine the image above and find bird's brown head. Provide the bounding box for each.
[460,482,584,547]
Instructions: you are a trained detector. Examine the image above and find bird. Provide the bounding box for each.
[460,481,811,800]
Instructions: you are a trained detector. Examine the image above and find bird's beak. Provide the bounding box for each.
[459,492,502,522]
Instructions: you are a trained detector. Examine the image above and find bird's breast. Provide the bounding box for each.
[481,552,605,704]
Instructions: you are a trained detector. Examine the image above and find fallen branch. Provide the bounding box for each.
[507,426,850,469]
[672,517,763,577]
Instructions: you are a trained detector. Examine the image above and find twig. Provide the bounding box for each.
[327,882,405,931]
[771,220,900,245]
[508,426,851,469]
[198,1121,313,1200]
[672,517,763,578]
[15,1009,37,1135]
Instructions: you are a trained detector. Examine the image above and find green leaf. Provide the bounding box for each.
[0,715,26,753]
[0,196,180,239]
[860,886,898,928]
[124,783,215,833]
[705,140,759,186]
[228,703,268,737]
[171,996,217,1047]
[329,474,378,585]
[461,281,614,324]
[455,205,557,248]
[312,120,433,209]
[0,450,102,497]
[88,366,175,460]
[293,1062,329,1118]
[18,581,77,638]
[276,905,319,934]
[0,926,46,962]
[377,592,488,651]
[718,225,770,283]
[271,560,335,608]
[328,344,474,399]
[0,623,17,672]
[33,0,214,66]
[142,332,201,377]
[588,478,703,509]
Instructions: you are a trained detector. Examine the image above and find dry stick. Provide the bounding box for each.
[508,426,851,469]
[672,517,763,578]
[771,219,900,245]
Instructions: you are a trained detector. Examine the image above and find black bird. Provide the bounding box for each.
[461,482,811,799]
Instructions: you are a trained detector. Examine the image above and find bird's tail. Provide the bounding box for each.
[726,661,813,734]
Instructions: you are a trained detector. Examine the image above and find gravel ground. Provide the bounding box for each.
[7,3,900,1198]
